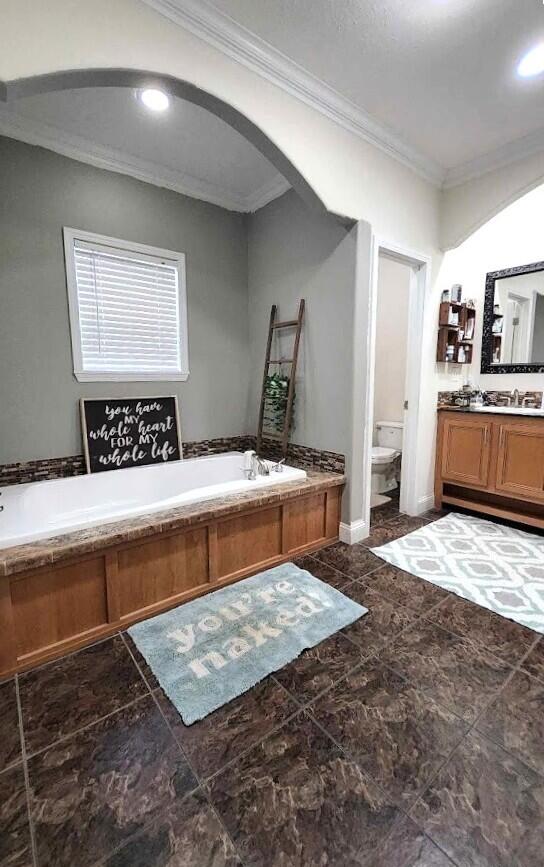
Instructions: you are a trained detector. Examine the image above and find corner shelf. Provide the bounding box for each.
[437,301,476,364]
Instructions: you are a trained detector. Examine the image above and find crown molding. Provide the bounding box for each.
[443,127,544,189]
[141,0,444,186]
[245,174,291,212]
[0,105,288,213]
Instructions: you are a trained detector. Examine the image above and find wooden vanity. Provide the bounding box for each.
[435,409,544,529]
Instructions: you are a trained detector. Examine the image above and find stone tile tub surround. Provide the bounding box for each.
[0,437,345,487]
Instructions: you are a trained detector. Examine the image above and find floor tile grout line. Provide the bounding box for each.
[151,679,268,867]
[17,631,122,680]
[386,602,530,673]
[120,632,250,867]
[119,630,160,695]
[407,626,544,820]
[18,633,154,763]
[199,700,306,788]
[419,602,540,662]
[14,674,39,867]
[282,642,473,816]
[24,692,150,763]
[302,551,351,581]
[122,628,304,789]
[267,639,478,865]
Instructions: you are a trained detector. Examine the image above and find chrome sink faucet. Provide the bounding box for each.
[509,388,520,407]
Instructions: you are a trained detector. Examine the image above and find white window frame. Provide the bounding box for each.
[63,227,189,382]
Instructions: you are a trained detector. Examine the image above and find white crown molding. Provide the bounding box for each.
[143,0,544,192]
[443,127,544,189]
[0,105,288,212]
[245,174,291,212]
[141,0,444,186]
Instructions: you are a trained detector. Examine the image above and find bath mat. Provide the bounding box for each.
[128,562,367,724]
[371,512,544,634]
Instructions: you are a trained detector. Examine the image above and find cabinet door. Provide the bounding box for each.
[495,423,544,501]
[441,416,492,487]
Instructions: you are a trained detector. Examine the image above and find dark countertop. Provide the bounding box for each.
[0,468,345,577]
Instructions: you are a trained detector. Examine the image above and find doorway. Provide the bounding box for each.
[371,253,411,512]
[361,238,430,533]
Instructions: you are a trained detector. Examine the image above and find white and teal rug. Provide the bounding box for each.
[372,512,544,634]
[129,562,367,724]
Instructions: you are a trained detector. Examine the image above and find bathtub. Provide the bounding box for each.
[0,452,307,549]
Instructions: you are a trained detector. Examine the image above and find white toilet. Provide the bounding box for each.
[371,421,403,494]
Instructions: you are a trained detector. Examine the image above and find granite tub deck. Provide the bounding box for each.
[2,507,543,867]
[0,469,345,677]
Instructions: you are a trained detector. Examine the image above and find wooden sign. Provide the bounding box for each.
[80,396,182,474]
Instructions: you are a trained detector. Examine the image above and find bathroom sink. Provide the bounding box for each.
[471,406,544,416]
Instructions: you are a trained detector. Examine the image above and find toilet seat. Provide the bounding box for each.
[372,446,399,465]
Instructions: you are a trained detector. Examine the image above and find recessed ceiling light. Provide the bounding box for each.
[139,88,170,112]
[517,44,544,78]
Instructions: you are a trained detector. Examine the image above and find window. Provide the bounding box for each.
[63,228,188,381]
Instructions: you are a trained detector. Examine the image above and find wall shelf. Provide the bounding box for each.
[437,300,476,364]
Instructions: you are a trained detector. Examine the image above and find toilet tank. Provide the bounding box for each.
[376,421,404,450]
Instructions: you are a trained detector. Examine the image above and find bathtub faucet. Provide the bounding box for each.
[242,451,270,480]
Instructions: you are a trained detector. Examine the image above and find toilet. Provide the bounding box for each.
[371,421,403,494]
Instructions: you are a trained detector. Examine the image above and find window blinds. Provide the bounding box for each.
[72,239,182,375]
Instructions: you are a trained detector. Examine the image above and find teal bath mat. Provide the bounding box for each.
[128,562,367,724]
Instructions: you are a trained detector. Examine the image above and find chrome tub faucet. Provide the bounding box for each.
[242,450,270,480]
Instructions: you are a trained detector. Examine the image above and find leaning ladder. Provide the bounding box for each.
[256,299,305,459]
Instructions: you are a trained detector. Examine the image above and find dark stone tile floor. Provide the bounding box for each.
[1,500,543,866]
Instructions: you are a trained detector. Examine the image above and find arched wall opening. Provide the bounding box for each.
[1,68,344,223]
[441,158,544,252]
[0,67,370,526]
[437,180,544,390]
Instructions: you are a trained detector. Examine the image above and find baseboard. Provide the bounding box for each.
[339,519,368,545]
[417,493,435,513]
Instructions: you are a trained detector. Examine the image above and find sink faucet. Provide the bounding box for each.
[509,388,520,407]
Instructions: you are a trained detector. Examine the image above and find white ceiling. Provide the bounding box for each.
[0,88,290,212]
[177,0,544,183]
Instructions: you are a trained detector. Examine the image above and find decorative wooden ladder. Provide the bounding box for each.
[256,299,305,459]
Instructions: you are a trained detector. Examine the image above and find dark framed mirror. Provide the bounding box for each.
[481,260,544,374]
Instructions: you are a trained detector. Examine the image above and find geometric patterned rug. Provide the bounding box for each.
[371,512,544,634]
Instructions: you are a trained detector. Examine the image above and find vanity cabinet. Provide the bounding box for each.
[439,416,492,488]
[495,423,544,501]
[435,411,544,530]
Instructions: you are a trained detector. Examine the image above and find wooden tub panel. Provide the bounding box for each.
[116,527,209,619]
[216,506,282,579]
[11,558,107,660]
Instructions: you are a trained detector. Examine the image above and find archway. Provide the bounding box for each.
[0,67,353,226]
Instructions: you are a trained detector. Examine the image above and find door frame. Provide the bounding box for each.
[362,236,431,524]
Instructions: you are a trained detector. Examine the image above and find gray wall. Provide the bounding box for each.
[0,136,249,463]
[247,190,368,522]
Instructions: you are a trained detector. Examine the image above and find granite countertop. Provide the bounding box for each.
[438,405,544,418]
[0,469,345,578]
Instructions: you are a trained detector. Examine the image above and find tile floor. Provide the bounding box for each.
[1,496,543,866]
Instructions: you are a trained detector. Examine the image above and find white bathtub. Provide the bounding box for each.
[0,452,307,549]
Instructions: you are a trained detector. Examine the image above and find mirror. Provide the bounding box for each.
[481,261,544,373]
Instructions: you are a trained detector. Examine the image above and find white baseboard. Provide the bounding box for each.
[417,493,435,513]
[339,519,368,545]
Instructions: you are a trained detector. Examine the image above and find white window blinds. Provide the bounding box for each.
[64,229,188,381]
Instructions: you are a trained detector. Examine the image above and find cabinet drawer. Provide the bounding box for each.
[440,417,492,487]
[494,423,544,501]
